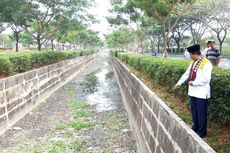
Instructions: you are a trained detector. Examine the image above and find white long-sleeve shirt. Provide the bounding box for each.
[177,59,213,99]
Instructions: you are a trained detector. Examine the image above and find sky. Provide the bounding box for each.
[2,0,113,40]
[89,0,112,40]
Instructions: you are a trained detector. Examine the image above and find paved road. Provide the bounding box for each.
[153,54,230,69]
[219,58,230,69]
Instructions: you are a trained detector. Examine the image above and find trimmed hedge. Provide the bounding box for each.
[112,51,230,124]
[0,55,13,74]
[0,50,95,75]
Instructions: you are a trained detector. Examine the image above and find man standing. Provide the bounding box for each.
[173,44,213,138]
[201,40,212,57]
[206,41,221,66]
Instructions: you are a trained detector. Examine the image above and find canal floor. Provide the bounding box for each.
[0,52,136,153]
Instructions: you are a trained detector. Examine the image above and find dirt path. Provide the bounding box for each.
[0,52,136,153]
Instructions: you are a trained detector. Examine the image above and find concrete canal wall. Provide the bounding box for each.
[111,57,216,153]
[0,54,96,135]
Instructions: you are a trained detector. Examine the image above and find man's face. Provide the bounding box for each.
[210,43,215,48]
[189,53,198,61]
[206,43,212,48]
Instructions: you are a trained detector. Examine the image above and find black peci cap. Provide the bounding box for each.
[187,44,200,54]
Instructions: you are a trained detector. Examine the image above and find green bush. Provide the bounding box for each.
[7,53,32,73]
[114,52,230,124]
[0,54,13,74]
[110,50,125,57]
[0,50,95,76]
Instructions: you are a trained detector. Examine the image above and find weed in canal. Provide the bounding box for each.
[69,120,95,130]
[80,72,99,93]
[67,100,91,110]
[101,149,114,153]
[68,140,85,150]
[74,110,93,118]
[55,124,67,130]
[64,84,76,90]
[105,71,114,79]
[68,93,76,98]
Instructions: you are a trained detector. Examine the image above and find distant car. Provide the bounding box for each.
[138,50,144,54]
[184,50,190,59]
[151,50,158,56]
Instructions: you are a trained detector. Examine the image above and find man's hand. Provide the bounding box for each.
[173,84,181,90]
[188,81,193,86]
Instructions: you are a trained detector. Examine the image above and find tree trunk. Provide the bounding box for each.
[51,39,54,51]
[217,30,227,54]
[163,23,169,58]
[175,39,180,53]
[37,38,42,51]
[157,36,160,53]
[14,32,19,52]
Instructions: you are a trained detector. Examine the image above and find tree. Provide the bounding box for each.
[25,0,94,51]
[147,24,163,52]
[0,0,31,51]
[20,32,35,48]
[132,0,196,57]
[107,0,148,51]
[75,29,102,49]
[106,27,135,50]
[195,0,230,52]
[170,17,190,52]
[185,16,207,44]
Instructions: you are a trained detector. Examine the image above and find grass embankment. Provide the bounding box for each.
[125,64,230,153]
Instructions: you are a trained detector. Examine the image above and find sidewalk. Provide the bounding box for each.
[0,52,136,153]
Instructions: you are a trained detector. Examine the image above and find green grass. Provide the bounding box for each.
[69,120,95,130]
[64,85,76,90]
[101,150,114,153]
[68,140,85,150]
[67,100,91,110]
[74,110,93,118]
[55,124,67,130]
[22,138,86,153]
[68,93,76,98]
[108,111,116,117]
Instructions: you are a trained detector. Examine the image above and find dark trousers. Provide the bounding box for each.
[190,97,208,138]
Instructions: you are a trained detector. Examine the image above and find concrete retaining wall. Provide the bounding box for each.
[111,57,216,153]
[0,54,96,135]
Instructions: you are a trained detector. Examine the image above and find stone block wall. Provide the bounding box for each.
[111,57,216,153]
[0,55,95,135]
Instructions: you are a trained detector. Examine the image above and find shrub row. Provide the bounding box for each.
[0,50,95,75]
[112,51,230,124]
